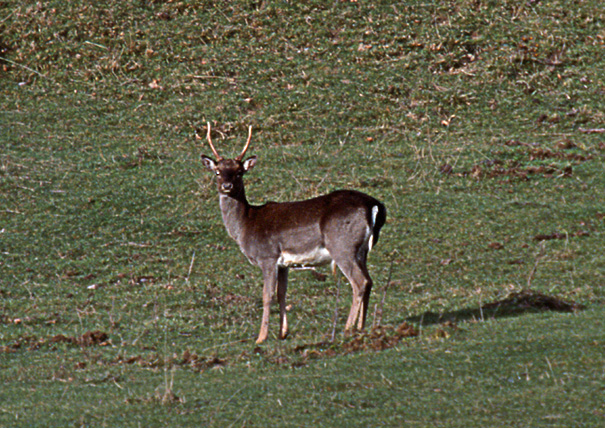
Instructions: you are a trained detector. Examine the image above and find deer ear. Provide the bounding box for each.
[243,156,257,172]
[201,155,217,171]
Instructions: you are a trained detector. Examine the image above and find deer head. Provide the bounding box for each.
[201,122,256,196]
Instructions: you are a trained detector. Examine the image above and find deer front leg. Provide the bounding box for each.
[277,266,289,340]
[256,262,278,344]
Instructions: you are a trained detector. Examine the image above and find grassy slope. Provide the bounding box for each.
[1,1,604,426]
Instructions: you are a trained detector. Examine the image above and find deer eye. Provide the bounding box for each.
[215,171,220,176]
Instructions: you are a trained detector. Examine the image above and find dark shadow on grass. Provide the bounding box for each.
[407,289,585,326]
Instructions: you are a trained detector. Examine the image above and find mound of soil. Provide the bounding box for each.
[483,289,584,313]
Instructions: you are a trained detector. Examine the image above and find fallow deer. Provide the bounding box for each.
[201,123,386,344]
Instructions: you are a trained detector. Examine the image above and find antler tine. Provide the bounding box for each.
[206,122,223,160]
[236,125,253,161]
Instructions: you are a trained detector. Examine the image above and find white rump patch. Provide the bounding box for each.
[368,205,380,251]
[371,205,379,227]
[278,247,332,267]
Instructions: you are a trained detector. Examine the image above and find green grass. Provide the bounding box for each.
[1,1,604,426]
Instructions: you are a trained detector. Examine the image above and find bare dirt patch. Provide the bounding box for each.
[1,330,110,353]
[440,140,594,181]
[289,322,420,364]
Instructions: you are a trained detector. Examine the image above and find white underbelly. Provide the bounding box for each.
[278,247,332,267]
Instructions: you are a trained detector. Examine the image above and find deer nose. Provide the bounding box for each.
[221,182,233,192]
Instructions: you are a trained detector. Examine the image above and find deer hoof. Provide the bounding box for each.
[255,331,268,344]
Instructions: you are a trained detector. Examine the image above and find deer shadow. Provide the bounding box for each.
[405,289,584,326]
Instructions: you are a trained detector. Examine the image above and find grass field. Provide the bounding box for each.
[1,1,604,426]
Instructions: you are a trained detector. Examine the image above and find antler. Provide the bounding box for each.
[236,125,253,161]
[205,122,223,161]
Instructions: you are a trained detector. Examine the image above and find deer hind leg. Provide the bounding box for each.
[333,256,373,332]
[326,213,376,333]
[277,266,289,340]
[357,264,373,330]
[355,247,373,330]
[257,262,278,344]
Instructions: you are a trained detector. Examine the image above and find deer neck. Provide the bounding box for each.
[218,190,249,244]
